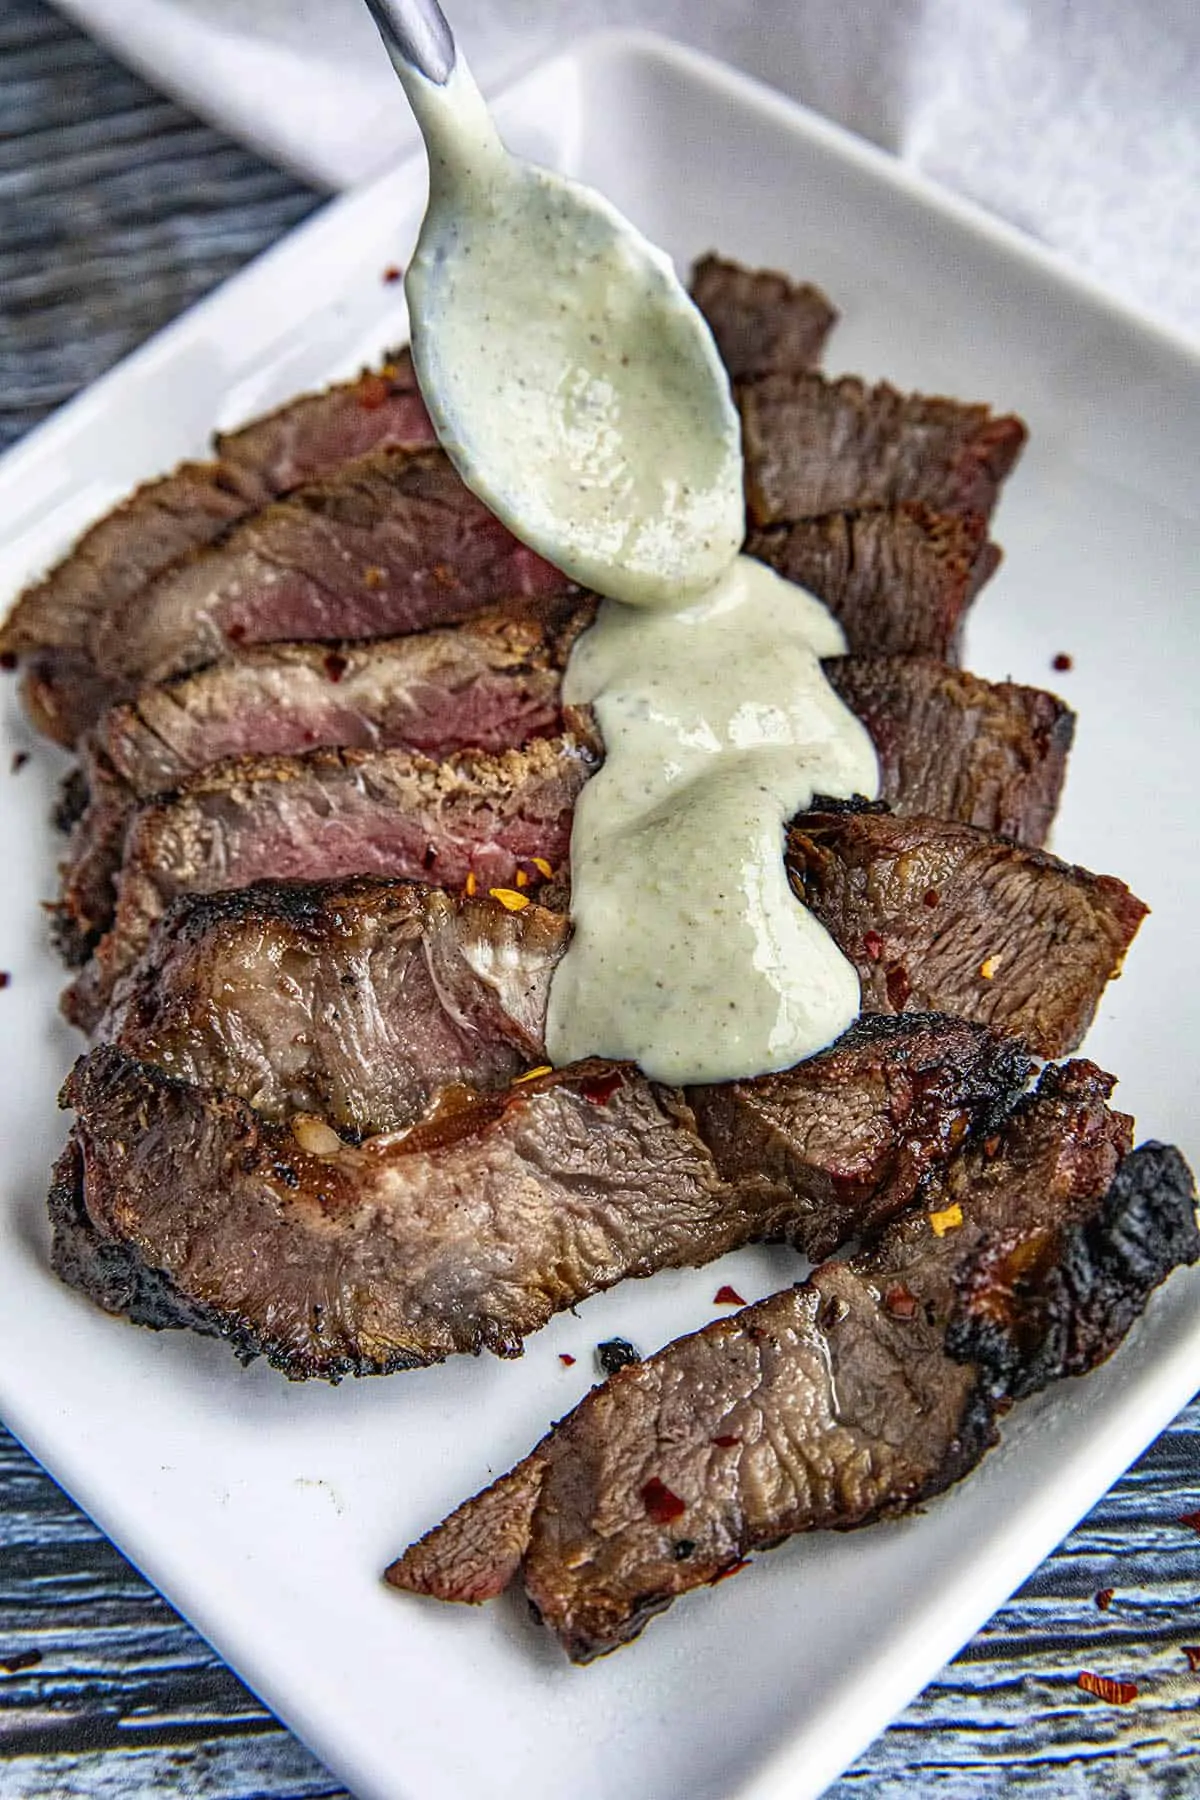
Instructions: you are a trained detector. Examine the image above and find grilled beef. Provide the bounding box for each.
[85,785,1140,1049]
[748,505,999,660]
[689,256,837,378]
[741,371,1026,528]
[51,1015,1030,1377]
[101,880,567,1135]
[0,356,435,744]
[65,733,593,1032]
[57,598,589,961]
[824,657,1074,844]
[385,1064,1199,1661]
[788,809,1145,1056]
[58,638,1071,966]
[82,447,571,718]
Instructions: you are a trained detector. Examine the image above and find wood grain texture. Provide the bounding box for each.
[1,2,1199,1794]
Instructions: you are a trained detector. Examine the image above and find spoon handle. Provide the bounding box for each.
[364,0,456,86]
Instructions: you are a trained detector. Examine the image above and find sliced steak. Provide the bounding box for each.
[741,370,1027,527]
[85,794,1143,1052]
[101,595,588,789]
[824,656,1074,844]
[51,1014,1030,1376]
[385,1063,1199,1661]
[65,732,593,1032]
[82,447,572,721]
[57,597,591,961]
[748,505,1000,660]
[104,869,1028,1167]
[58,637,1068,962]
[689,256,837,378]
[787,810,1146,1056]
[101,880,568,1136]
[0,356,435,744]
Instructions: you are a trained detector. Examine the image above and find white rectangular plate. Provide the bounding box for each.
[2,32,1199,1800]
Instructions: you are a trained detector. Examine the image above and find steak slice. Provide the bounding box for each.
[101,880,568,1136]
[88,793,1143,1052]
[385,1063,1199,1661]
[747,505,1000,661]
[57,596,591,961]
[741,371,1027,527]
[104,864,1028,1166]
[0,355,435,744]
[689,256,837,378]
[51,1015,1030,1376]
[58,637,1069,962]
[787,810,1146,1056]
[83,447,572,718]
[65,732,594,1032]
[824,656,1074,845]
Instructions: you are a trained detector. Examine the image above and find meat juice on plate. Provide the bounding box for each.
[390,42,879,1083]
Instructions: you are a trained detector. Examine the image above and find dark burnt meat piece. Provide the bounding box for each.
[740,370,1027,527]
[748,505,1000,662]
[51,1013,1031,1377]
[787,809,1145,1057]
[823,656,1074,846]
[688,255,838,378]
[64,732,594,1033]
[384,1064,1198,1661]
[56,596,591,961]
[0,354,435,745]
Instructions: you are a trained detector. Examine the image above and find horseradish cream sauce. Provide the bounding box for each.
[401,59,744,608]
[545,557,880,1085]
[399,60,877,1082]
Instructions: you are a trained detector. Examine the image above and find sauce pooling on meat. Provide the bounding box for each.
[546,556,879,1084]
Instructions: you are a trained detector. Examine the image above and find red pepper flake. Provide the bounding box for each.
[580,1069,624,1106]
[1094,1588,1115,1611]
[709,1558,749,1585]
[0,973,10,991]
[1052,652,1073,672]
[225,622,247,644]
[0,1649,41,1674]
[922,887,940,909]
[382,264,402,285]
[641,1477,686,1525]
[885,963,911,1009]
[558,1353,576,1367]
[0,651,17,672]
[1179,1510,1200,1533]
[713,1285,746,1307]
[1076,1671,1138,1705]
[1182,1646,1200,1672]
[323,652,349,683]
[862,929,884,962]
[358,372,392,410]
[10,752,29,774]
[884,1284,918,1319]
[711,1434,739,1448]
[983,1134,1002,1158]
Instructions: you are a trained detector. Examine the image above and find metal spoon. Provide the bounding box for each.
[363,0,743,608]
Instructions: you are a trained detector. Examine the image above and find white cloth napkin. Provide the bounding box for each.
[51,0,1200,342]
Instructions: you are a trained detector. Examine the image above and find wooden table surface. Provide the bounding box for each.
[3,2,1199,1794]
